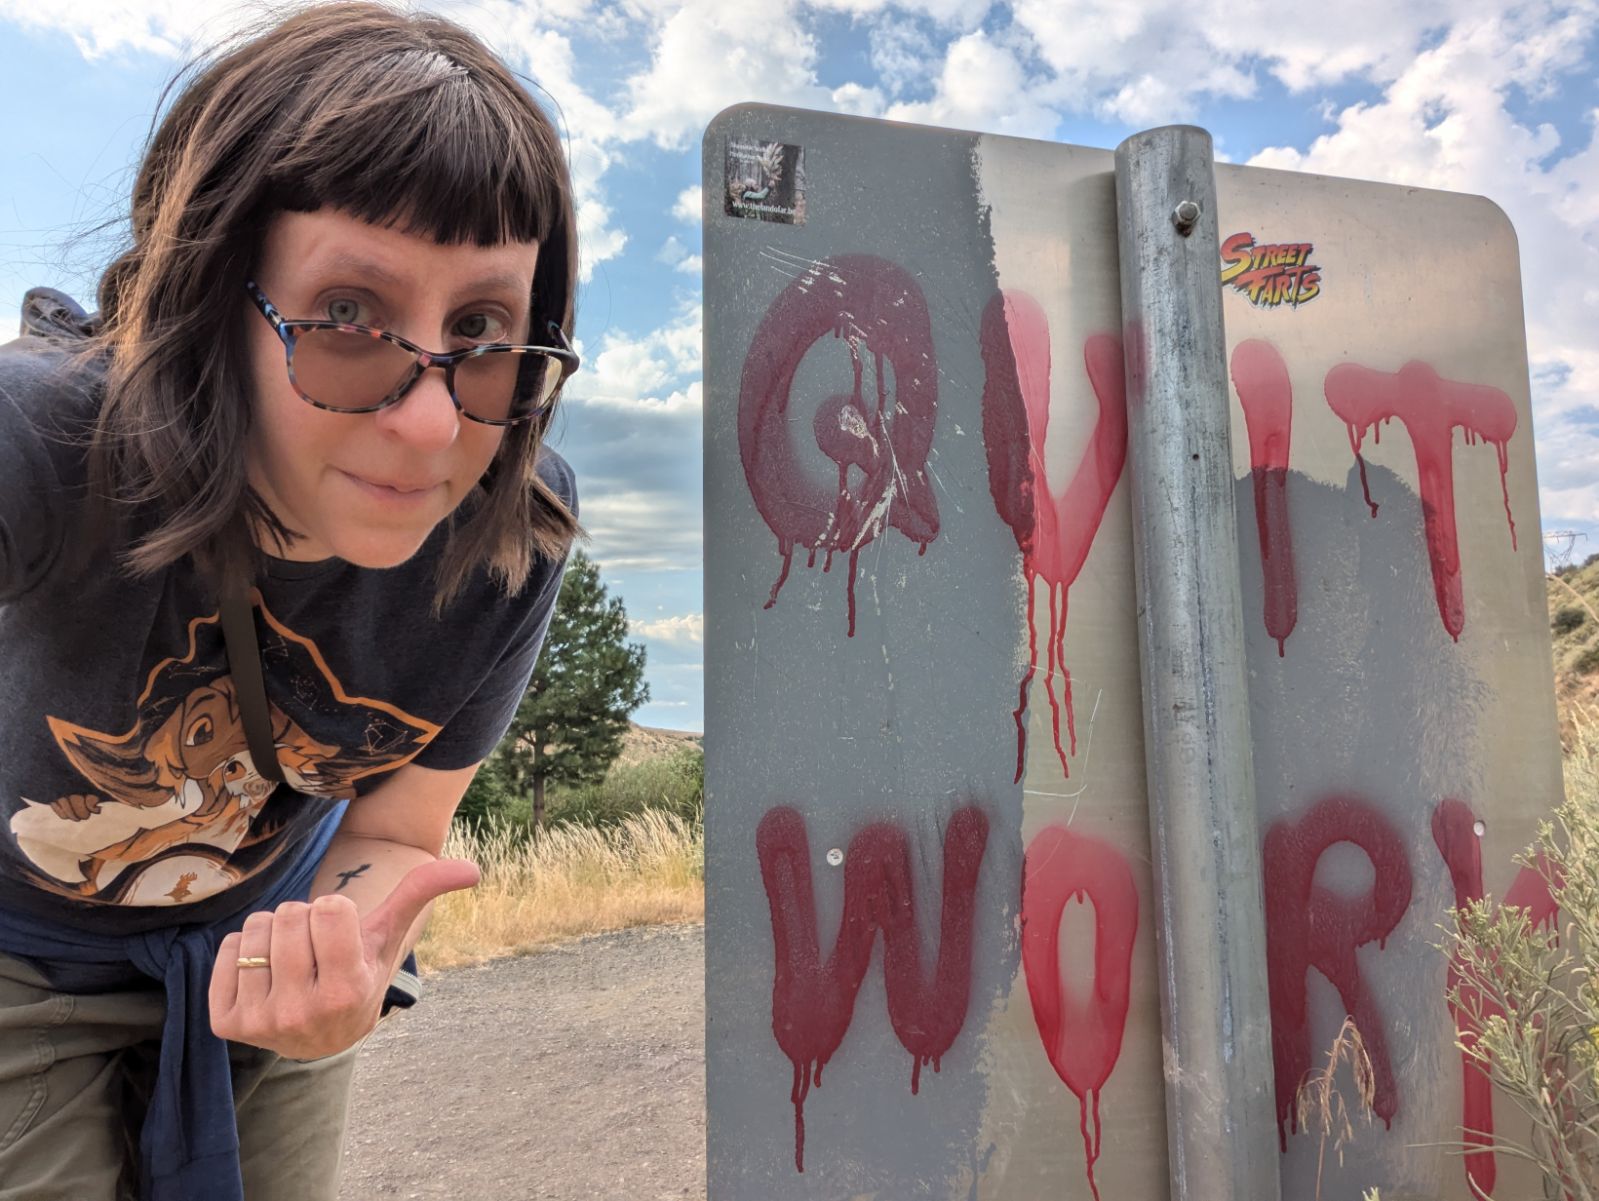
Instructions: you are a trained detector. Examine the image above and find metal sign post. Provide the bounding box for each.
[1114,125,1281,1201]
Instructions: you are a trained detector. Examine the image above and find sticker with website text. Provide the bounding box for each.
[725,139,806,225]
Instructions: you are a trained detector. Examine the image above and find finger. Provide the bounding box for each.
[360,858,480,964]
[235,910,276,1010]
[55,795,90,821]
[209,930,243,1024]
[267,901,315,998]
[307,894,365,998]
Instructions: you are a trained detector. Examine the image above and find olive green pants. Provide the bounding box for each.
[0,950,361,1201]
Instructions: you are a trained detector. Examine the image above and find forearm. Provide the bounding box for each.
[212,814,477,1058]
[309,831,438,958]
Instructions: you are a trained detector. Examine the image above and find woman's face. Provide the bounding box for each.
[246,208,541,567]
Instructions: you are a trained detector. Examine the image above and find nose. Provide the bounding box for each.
[373,361,460,451]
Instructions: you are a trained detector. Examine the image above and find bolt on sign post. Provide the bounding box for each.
[703,105,1563,1201]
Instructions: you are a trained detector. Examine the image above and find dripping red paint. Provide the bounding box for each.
[1020,824,1138,1201]
[1324,362,1517,640]
[738,255,941,636]
[756,804,989,1171]
[1263,795,1413,1144]
[1432,799,1560,1199]
[1231,340,1298,655]
[980,290,1128,780]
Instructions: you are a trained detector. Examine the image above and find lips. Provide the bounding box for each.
[340,469,442,494]
[337,469,446,509]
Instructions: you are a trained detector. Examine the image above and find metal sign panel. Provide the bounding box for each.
[704,103,1561,1201]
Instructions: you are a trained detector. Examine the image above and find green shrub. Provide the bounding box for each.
[1573,644,1599,676]
[547,747,704,830]
[455,753,528,829]
[1554,606,1587,635]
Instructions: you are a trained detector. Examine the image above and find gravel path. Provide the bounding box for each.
[339,923,706,1201]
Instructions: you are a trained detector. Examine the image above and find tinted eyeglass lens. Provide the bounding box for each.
[292,328,416,411]
[457,348,548,423]
[291,330,558,422]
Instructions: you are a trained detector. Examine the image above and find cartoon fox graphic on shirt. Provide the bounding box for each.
[9,595,441,906]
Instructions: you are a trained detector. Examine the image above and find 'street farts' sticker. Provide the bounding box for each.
[1221,232,1322,308]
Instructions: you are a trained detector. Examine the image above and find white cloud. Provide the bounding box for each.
[671,186,703,224]
[1246,1,1599,525]
[885,29,1060,138]
[0,0,249,58]
[565,303,702,415]
[575,379,702,418]
[809,0,993,26]
[1001,0,1561,125]
[618,0,833,148]
[867,14,937,98]
[656,235,691,266]
[578,487,703,571]
[631,612,705,643]
[830,82,887,117]
[675,254,703,276]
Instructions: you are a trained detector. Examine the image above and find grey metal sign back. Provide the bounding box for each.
[703,104,1561,1201]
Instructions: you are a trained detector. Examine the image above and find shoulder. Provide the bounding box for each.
[0,288,104,431]
[534,443,578,519]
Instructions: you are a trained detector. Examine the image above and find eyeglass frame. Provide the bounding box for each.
[245,279,580,427]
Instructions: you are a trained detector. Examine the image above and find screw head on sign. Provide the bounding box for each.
[1172,200,1201,236]
[826,848,844,867]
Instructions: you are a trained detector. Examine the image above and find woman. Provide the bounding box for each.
[0,5,581,1199]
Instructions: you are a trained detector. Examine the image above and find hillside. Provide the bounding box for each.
[617,722,702,766]
[1548,556,1599,742]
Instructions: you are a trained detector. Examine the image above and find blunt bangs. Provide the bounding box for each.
[268,55,563,251]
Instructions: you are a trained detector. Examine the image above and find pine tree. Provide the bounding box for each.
[479,549,649,827]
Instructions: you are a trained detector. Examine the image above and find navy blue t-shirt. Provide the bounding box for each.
[0,298,572,936]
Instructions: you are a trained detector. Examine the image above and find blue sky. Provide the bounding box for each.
[3,0,1597,733]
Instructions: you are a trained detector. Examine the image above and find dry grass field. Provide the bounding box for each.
[415,727,705,971]
[417,808,704,970]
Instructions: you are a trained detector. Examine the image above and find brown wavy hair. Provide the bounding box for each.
[85,1,580,613]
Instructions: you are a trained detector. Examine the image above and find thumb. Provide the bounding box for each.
[360,858,481,962]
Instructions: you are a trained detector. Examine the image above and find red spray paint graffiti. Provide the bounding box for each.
[1323,362,1518,641]
[1231,340,1298,655]
[1263,795,1414,1145]
[738,255,941,636]
[756,804,989,1171]
[1432,799,1561,1199]
[980,290,1128,780]
[1021,825,1138,1201]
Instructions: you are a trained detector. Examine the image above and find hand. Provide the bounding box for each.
[50,793,102,821]
[209,858,480,1059]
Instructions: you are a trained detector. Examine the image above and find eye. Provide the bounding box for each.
[325,297,371,325]
[452,311,511,344]
[185,716,214,747]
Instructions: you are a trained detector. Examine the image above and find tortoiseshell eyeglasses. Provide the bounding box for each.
[246,280,579,426]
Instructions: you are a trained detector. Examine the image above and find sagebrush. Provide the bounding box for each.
[1436,706,1599,1199]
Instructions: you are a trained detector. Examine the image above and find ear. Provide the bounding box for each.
[134,701,193,791]
[46,711,178,808]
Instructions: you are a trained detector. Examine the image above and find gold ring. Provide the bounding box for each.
[236,956,271,969]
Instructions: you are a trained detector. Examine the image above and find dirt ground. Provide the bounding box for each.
[339,923,706,1201]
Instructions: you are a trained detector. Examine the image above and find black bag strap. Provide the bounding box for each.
[218,584,284,785]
